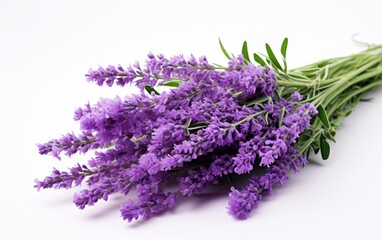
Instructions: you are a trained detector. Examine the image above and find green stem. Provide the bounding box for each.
[328,78,382,116]
[229,111,264,129]
[319,58,382,107]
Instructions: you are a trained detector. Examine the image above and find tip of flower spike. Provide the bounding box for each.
[227,187,250,220]
[120,200,140,222]
[34,179,43,191]
[36,143,49,155]
[227,185,261,220]
[291,91,303,102]
[73,193,87,209]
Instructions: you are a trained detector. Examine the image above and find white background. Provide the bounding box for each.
[0,0,381,239]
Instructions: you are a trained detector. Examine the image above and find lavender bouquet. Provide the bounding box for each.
[35,39,382,221]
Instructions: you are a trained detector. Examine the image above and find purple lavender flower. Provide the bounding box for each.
[232,136,262,174]
[138,153,161,175]
[228,145,308,219]
[86,53,214,93]
[73,177,127,209]
[291,91,303,102]
[86,65,137,87]
[178,153,237,197]
[147,123,187,158]
[34,164,91,191]
[179,167,217,196]
[209,154,235,177]
[160,120,229,171]
[258,102,317,166]
[36,48,318,223]
[120,179,176,221]
[227,183,261,219]
[72,162,134,208]
[37,132,99,160]
[120,193,176,222]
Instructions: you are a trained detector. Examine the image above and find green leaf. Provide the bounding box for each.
[265,43,283,71]
[184,119,192,128]
[187,121,209,132]
[145,85,160,95]
[282,59,288,73]
[329,128,337,139]
[219,38,231,60]
[320,137,330,160]
[313,145,320,154]
[300,68,320,74]
[162,80,181,88]
[281,38,289,72]
[274,90,281,101]
[246,96,269,106]
[344,109,353,117]
[278,107,286,127]
[241,41,251,63]
[253,53,266,66]
[188,126,207,131]
[360,97,373,102]
[131,135,147,142]
[317,105,330,129]
[280,87,298,96]
[281,38,288,58]
[298,134,311,142]
[263,112,269,125]
[188,121,209,128]
[323,130,336,142]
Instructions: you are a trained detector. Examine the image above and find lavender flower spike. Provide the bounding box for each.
[37,132,99,160]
